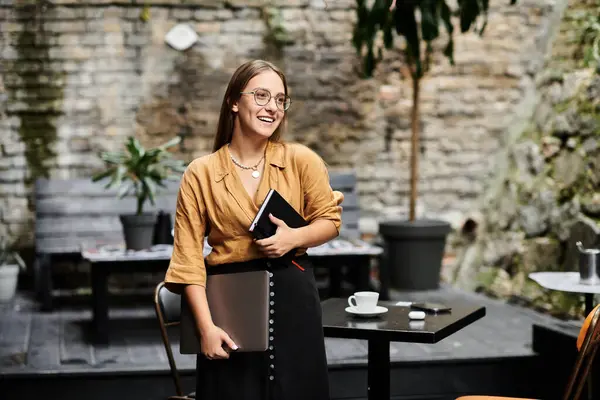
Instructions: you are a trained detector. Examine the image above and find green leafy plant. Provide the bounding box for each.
[139,3,150,22]
[262,6,291,49]
[579,6,600,67]
[0,236,26,270]
[92,136,187,215]
[352,0,517,221]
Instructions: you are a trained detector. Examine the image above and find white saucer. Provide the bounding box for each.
[345,305,388,318]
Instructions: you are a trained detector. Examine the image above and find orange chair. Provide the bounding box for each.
[154,281,195,400]
[456,304,600,400]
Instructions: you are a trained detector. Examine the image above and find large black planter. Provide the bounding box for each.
[379,219,451,290]
[120,213,157,251]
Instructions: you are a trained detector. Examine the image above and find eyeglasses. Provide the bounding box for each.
[240,88,291,111]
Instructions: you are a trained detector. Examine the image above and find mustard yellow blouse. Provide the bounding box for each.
[164,141,343,290]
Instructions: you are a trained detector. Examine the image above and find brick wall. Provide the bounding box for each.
[0,0,566,247]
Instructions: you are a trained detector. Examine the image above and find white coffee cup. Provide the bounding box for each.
[348,291,379,312]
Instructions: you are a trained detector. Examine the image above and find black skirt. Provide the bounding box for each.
[195,256,330,400]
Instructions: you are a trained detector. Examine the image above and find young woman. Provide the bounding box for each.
[164,59,344,400]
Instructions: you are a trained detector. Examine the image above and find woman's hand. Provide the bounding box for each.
[255,214,299,258]
[200,324,238,360]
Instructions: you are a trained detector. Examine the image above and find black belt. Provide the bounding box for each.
[207,254,309,275]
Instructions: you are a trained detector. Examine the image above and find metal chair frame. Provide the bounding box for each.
[153,281,195,400]
[562,305,600,400]
[456,305,600,400]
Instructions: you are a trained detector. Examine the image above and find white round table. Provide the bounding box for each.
[529,271,600,316]
[530,271,600,400]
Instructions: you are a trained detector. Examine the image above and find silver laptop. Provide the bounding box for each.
[179,270,270,354]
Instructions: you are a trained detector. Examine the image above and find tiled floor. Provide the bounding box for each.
[0,284,580,377]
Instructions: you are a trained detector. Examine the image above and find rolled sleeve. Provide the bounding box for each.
[164,165,207,293]
[296,145,344,233]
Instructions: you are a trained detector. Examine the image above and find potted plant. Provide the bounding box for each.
[0,236,26,302]
[352,0,516,289]
[92,136,187,251]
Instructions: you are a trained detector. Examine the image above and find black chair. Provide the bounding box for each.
[153,281,195,400]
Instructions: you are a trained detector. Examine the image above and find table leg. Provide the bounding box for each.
[91,263,109,344]
[583,293,596,400]
[329,267,343,298]
[367,338,390,400]
[377,254,390,301]
[355,257,372,292]
[36,254,54,311]
[585,293,595,316]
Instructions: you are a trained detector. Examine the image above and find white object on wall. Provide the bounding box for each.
[164,23,199,51]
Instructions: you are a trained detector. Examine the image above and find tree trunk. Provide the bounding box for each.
[136,195,144,216]
[409,74,420,222]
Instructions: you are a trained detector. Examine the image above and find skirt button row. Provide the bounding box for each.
[268,275,275,381]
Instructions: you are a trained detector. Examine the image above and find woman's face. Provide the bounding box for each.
[232,70,287,141]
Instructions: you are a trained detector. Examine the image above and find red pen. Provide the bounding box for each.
[292,260,305,271]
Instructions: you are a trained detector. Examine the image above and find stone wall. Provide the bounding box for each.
[445,0,600,318]
[0,0,565,248]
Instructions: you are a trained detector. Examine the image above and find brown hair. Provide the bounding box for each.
[212,60,289,152]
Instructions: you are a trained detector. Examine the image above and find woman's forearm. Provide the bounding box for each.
[184,284,215,336]
[294,219,339,249]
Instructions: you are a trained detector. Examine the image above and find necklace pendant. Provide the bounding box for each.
[251,170,260,179]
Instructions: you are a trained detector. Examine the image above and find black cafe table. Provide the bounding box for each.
[321,298,486,400]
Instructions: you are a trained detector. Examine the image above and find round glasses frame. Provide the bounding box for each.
[240,88,291,111]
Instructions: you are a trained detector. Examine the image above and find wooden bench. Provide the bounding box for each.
[329,173,360,239]
[33,178,180,310]
[33,172,372,311]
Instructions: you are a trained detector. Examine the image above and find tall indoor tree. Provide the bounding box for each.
[351,0,517,291]
[353,0,517,221]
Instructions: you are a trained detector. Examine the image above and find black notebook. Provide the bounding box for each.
[249,189,308,260]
